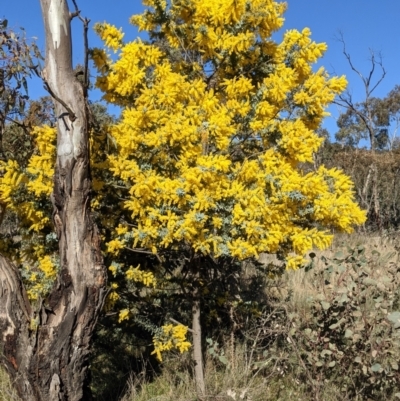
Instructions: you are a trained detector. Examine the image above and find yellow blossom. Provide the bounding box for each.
[89,1,366,288]
[118,309,130,323]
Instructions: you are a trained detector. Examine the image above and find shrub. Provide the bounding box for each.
[291,246,400,400]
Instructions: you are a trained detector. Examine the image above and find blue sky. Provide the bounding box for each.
[3,0,400,138]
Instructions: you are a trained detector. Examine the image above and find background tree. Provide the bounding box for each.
[384,85,400,150]
[0,18,42,159]
[334,34,386,152]
[335,97,390,150]
[334,35,388,228]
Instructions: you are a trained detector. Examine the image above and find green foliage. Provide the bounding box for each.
[335,97,390,150]
[206,338,229,366]
[0,19,42,144]
[291,246,400,400]
[336,84,400,151]
[2,97,55,165]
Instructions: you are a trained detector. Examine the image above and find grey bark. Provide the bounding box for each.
[0,1,107,400]
[192,288,205,399]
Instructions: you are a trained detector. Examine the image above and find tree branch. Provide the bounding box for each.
[70,0,90,94]
[43,80,76,121]
[336,32,386,99]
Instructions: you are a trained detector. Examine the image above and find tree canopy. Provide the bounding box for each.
[92,0,365,269]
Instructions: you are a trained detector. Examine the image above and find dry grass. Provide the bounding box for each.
[0,367,19,401]
[119,345,365,401]
[120,349,295,401]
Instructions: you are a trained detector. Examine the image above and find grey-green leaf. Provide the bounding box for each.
[344,329,353,338]
[388,311,400,329]
[371,363,382,373]
[321,301,330,310]
[219,355,228,365]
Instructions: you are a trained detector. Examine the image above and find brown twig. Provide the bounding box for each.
[70,0,91,94]
[125,246,162,263]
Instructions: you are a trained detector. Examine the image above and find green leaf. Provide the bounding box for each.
[344,329,353,338]
[371,363,382,373]
[363,277,377,286]
[321,301,330,310]
[354,356,362,364]
[219,355,228,365]
[388,311,400,329]
[328,361,336,367]
[334,251,344,260]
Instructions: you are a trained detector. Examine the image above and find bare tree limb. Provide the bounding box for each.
[43,80,76,121]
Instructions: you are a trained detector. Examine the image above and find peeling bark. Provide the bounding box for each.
[0,1,107,400]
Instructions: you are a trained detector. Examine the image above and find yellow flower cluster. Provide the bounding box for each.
[131,0,285,58]
[126,265,156,287]
[0,125,55,232]
[0,159,25,204]
[152,323,191,361]
[0,125,57,300]
[118,308,130,323]
[26,126,55,198]
[106,238,125,255]
[91,48,110,72]
[106,289,120,310]
[94,22,124,51]
[25,255,58,301]
[94,0,365,269]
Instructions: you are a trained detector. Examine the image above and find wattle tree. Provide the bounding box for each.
[92,0,366,396]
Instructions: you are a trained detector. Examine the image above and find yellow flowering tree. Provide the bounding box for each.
[0,112,58,301]
[93,0,366,395]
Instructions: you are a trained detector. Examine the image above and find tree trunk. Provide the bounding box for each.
[0,1,107,400]
[192,287,205,399]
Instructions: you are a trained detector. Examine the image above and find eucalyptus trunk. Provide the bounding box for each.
[0,1,107,400]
